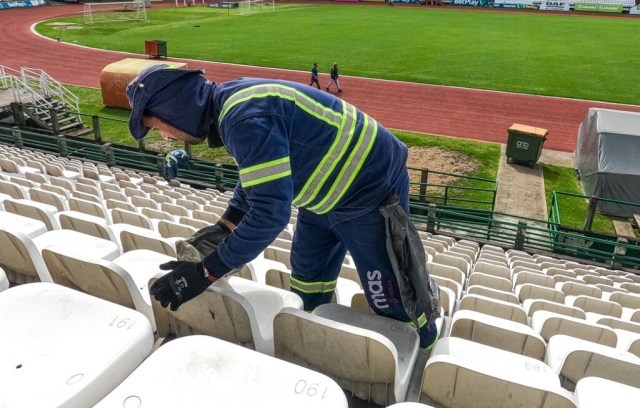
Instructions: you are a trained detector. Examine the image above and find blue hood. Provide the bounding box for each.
[126,64,222,147]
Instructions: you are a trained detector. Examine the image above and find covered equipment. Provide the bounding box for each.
[575,108,640,217]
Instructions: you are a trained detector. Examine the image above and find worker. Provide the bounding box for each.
[163,148,190,181]
[126,65,441,348]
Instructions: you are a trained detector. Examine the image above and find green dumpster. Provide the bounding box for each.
[506,123,548,166]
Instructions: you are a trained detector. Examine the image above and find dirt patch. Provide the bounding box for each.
[145,140,176,152]
[406,147,479,193]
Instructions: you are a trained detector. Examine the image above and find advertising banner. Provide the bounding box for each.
[450,0,483,6]
[492,3,527,7]
[539,1,571,10]
[630,4,640,14]
[208,2,239,7]
[574,3,623,12]
[450,0,530,6]
[0,0,45,9]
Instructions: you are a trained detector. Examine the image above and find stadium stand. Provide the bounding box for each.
[4,144,640,406]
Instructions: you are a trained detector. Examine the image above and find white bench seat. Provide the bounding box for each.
[95,335,348,407]
[546,334,640,390]
[420,337,575,408]
[0,283,153,407]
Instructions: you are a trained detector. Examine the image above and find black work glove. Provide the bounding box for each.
[150,260,216,311]
[177,221,232,262]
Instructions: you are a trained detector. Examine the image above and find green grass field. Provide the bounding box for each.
[41,4,635,231]
[37,4,640,104]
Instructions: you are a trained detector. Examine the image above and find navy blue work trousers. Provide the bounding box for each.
[290,171,429,330]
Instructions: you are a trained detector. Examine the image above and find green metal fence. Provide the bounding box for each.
[3,124,640,270]
[408,167,497,212]
[411,201,640,270]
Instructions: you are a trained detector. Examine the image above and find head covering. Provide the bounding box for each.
[126,64,223,147]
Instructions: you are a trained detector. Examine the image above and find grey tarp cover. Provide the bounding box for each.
[575,108,640,217]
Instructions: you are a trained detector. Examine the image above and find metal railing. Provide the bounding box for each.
[2,124,639,270]
[0,65,81,123]
[19,67,81,121]
[412,202,640,270]
[0,65,20,90]
[550,191,640,233]
[408,167,498,212]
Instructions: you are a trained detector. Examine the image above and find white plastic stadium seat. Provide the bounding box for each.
[545,334,640,390]
[449,309,546,360]
[419,337,575,408]
[0,210,48,238]
[152,275,303,356]
[3,198,60,231]
[458,294,528,325]
[0,267,8,292]
[574,377,640,408]
[531,310,617,347]
[0,224,118,284]
[95,335,348,408]
[312,303,420,404]
[57,210,118,242]
[0,282,153,408]
[118,226,179,257]
[42,248,173,330]
[274,306,414,406]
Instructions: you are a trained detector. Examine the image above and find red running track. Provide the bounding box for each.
[2,3,640,152]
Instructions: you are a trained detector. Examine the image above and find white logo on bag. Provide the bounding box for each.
[367,270,389,309]
[516,141,529,149]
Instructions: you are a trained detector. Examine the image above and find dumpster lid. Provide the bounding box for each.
[509,123,548,137]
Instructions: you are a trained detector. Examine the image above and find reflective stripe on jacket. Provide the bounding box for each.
[211,78,408,269]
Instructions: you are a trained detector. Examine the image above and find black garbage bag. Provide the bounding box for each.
[380,196,441,328]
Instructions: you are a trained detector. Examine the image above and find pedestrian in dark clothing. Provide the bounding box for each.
[309,63,320,89]
[326,62,342,92]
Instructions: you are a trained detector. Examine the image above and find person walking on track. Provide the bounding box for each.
[326,62,342,92]
[309,62,320,89]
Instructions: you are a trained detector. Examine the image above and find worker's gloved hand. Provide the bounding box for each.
[150,260,215,311]
[176,221,232,262]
